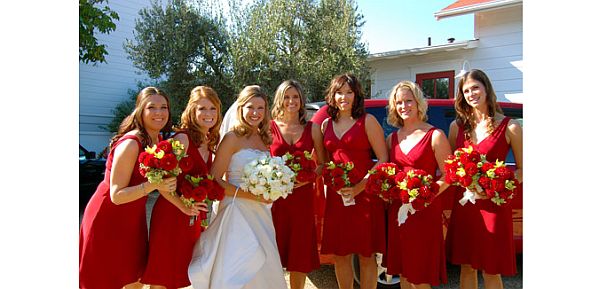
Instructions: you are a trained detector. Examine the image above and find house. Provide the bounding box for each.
[368,0,523,103]
[79,0,151,154]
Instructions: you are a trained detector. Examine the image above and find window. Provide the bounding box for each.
[416,70,455,99]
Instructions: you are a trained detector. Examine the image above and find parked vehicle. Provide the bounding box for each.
[308,98,523,288]
[79,145,106,211]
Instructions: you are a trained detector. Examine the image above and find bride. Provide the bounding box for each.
[188,85,287,289]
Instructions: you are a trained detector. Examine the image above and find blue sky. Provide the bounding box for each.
[354,0,474,54]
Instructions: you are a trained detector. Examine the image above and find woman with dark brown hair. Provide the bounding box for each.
[142,86,221,289]
[79,87,176,289]
[445,69,523,289]
[320,73,388,289]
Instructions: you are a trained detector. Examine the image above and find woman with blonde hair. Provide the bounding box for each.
[385,80,452,289]
[270,80,326,289]
[80,87,176,289]
[445,69,523,289]
[142,86,222,289]
[188,85,287,289]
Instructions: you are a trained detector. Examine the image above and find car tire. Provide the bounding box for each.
[351,253,401,289]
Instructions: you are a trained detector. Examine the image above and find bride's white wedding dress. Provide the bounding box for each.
[188,148,287,289]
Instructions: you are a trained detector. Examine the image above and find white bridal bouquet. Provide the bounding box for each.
[240,156,296,201]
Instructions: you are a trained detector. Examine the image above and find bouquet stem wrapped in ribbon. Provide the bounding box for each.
[179,174,225,227]
[395,169,439,225]
[443,145,487,205]
[282,150,317,183]
[240,156,296,202]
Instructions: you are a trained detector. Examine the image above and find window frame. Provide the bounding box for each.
[416,70,455,99]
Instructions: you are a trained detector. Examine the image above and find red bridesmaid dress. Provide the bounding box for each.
[141,131,212,288]
[270,120,321,273]
[446,117,517,275]
[79,135,149,289]
[386,128,447,286]
[321,115,386,257]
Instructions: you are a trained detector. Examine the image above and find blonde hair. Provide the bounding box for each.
[387,80,428,127]
[271,80,307,125]
[233,85,272,145]
[177,86,222,152]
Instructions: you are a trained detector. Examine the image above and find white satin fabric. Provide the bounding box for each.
[188,149,287,289]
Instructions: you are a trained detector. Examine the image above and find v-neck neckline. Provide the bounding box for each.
[470,117,507,146]
[274,121,306,148]
[331,118,358,141]
[397,128,432,156]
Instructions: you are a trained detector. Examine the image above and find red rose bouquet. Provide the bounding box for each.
[138,139,191,184]
[395,169,439,225]
[365,162,400,201]
[179,174,225,226]
[323,161,361,206]
[478,160,518,206]
[443,145,487,205]
[283,150,317,183]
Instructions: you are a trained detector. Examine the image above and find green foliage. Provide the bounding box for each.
[79,0,120,64]
[109,0,370,131]
[123,0,235,124]
[228,0,370,102]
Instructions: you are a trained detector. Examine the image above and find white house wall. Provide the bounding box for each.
[368,5,522,103]
[79,0,152,154]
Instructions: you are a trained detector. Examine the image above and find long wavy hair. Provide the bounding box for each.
[271,80,308,125]
[110,86,172,149]
[387,80,428,128]
[233,85,272,145]
[455,69,503,141]
[176,86,222,153]
[325,73,366,121]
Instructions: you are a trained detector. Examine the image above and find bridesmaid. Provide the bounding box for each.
[141,86,221,289]
[79,87,176,289]
[320,73,388,289]
[269,80,326,289]
[384,81,452,289]
[445,69,523,289]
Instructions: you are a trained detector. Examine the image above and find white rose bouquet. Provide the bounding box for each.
[240,156,296,201]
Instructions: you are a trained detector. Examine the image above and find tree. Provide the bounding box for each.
[123,0,235,125]
[228,0,370,101]
[79,0,120,64]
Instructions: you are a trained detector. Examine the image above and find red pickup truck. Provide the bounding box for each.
[307,98,522,288]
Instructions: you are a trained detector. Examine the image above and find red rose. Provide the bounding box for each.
[159,153,178,171]
[331,167,344,178]
[198,210,208,221]
[332,178,345,191]
[157,140,172,153]
[406,177,422,189]
[481,162,495,173]
[179,156,194,173]
[191,186,208,202]
[459,176,472,188]
[495,166,513,180]
[348,169,362,184]
[478,176,492,190]
[491,179,505,192]
[138,152,150,165]
[394,171,406,183]
[180,180,194,198]
[400,190,410,203]
[464,162,478,176]
[207,182,225,200]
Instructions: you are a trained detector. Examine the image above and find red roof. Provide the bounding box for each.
[440,0,497,12]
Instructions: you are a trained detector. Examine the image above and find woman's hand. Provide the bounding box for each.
[337,186,358,199]
[179,201,209,216]
[155,177,177,195]
[293,181,310,189]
